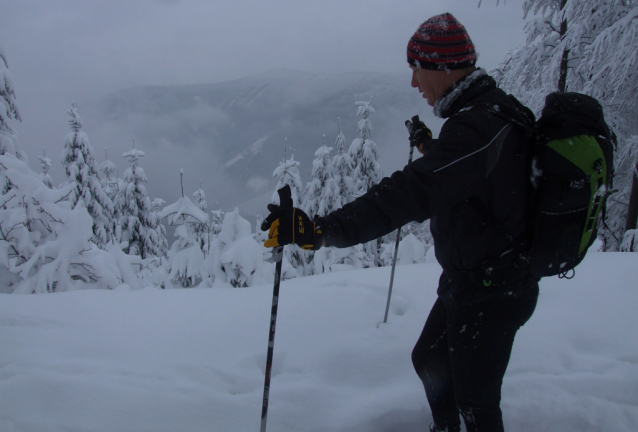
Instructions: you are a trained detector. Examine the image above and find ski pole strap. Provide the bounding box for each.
[277,185,293,210]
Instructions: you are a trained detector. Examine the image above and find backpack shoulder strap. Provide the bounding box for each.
[464,95,536,137]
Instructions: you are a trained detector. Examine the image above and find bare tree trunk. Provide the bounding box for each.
[625,161,638,232]
[558,0,569,92]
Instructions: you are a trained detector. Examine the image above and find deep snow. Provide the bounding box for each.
[1,251,637,432]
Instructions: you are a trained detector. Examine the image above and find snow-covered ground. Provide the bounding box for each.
[1,251,637,432]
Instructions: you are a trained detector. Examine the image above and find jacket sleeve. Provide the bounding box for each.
[317,112,501,248]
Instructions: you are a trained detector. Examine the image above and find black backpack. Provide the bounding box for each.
[472,92,615,281]
[524,92,615,278]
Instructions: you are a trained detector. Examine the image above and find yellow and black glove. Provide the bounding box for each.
[261,205,323,250]
[405,115,433,154]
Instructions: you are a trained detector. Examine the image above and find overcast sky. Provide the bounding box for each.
[1,0,527,164]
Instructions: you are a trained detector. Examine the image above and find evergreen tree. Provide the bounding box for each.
[61,103,114,248]
[271,143,304,207]
[151,197,169,258]
[490,0,638,250]
[271,147,305,277]
[312,121,363,274]
[99,151,122,243]
[210,208,267,287]
[167,224,205,287]
[313,243,366,274]
[37,150,53,189]
[160,172,210,286]
[348,98,382,196]
[116,145,167,259]
[192,183,210,254]
[210,209,224,238]
[151,198,165,213]
[0,49,123,293]
[332,118,355,206]
[303,135,339,219]
[99,150,119,203]
[0,155,123,293]
[0,46,22,159]
[254,213,269,246]
[300,136,341,276]
[347,98,382,266]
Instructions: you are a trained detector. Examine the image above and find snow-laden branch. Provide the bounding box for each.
[160,195,209,226]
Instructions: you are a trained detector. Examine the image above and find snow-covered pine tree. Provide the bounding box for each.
[193,185,208,213]
[167,224,204,287]
[347,98,383,267]
[271,141,304,207]
[151,198,166,216]
[37,150,53,189]
[254,214,268,244]
[210,209,224,238]
[253,212,274,265]
[490,0,638,250]
[61,103,114,249]
[314,121,364,274]
[300,136,340,276]
[577,1,638,249]
[99,150,123,244]
[117,145,167,259]
[348,97,382,197]
[160,172,210,287]
[313,243,366,274]
[151,198,165,214]
[0,46,23,159]
[0,52,124,293]
[205,208,227,280]
[332,118,355,206]
[303,135,339,219]
[271,146,305,277]
[208,208,268,287]
[0,155,124,293]
[489,0,571,106]
[99,150,119,203]
[377,220,433,267]
[151,197,169,259]
[405,220,434,253]
[192,183,210,255]
[379,233,427,266]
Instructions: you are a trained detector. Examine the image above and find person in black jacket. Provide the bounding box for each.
[261,13,538,432]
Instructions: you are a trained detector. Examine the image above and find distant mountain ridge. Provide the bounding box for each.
[83,69,440,220]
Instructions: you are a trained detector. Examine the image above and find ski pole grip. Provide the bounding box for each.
[405,119,415,136]
[277,185,293,209]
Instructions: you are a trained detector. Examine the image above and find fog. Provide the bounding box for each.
[1,0,527,216]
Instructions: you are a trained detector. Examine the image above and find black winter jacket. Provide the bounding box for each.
[316,70,538,306]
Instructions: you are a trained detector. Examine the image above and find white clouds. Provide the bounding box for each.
[2,0,526,90]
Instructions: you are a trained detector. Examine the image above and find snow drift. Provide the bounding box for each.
[1,250,637,432]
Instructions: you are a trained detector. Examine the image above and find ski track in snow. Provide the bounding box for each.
[1,252,637,432]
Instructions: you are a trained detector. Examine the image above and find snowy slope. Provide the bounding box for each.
[1,251,637,432]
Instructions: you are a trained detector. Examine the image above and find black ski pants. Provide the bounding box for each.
[412,286,538,432]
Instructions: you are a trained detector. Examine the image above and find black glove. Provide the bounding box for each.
[261,204,323,250]
[405,115,432,154]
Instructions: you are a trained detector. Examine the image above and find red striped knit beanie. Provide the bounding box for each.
[407,13,477,71]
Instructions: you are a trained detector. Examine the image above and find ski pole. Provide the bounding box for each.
[383,140,415,324]
[260,185,292,432]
